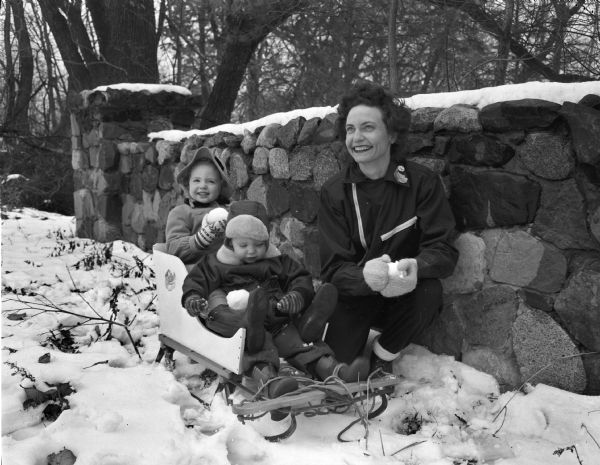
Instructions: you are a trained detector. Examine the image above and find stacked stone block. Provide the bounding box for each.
[412,97,600,394]
[71,88,201,249]
[71,89,600,394]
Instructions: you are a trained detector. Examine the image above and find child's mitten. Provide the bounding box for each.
[226,289,250,311]
[183,293,208,318]
[195,208,229,249]
[380,258,418,297]
[362,254,392,291]
[276,291,305,315]
[194,224,219,249]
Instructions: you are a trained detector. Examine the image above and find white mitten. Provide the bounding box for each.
[362,254,391,291]
[380,258,418,297]
[202,207,228,232]
[226,289,250,311]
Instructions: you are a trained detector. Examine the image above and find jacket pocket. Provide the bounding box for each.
[380,216,417,241]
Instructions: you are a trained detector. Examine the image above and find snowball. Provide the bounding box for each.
[388,261,406,278]
[226,290,249,311]
[205,208,228,224]
[201,207,229,229]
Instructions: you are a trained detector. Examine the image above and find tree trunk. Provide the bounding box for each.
[4,2,16,130]
[86,0,158,84]
[37,0,92,90]
[6,0,33,134]
[37,0,159,90]
[495,0,514,85]
[199,39,259,128]
[245,46,263,121]
[388,0,399,93]
[197,0,307,128]
[36,11,58,131]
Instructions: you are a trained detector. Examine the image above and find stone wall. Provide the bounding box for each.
[71,88,600,394]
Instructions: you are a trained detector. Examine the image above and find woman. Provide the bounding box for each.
[318,82,458,372]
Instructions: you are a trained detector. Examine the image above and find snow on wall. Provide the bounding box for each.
[147,80,600,141]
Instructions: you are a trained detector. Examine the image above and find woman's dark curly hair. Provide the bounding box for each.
[336,82,411,161]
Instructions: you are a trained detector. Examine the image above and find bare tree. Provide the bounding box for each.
[4,0,34,134]
[197,0,308,128]
[388,0,399,93]
[36,0,160,90]
[428,0,596,82]
[495,0,514,85]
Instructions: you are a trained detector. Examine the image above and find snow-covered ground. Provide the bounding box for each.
[2,209,599,465]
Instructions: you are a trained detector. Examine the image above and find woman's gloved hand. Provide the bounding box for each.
[380,258,418,297]
[362,254,391,291]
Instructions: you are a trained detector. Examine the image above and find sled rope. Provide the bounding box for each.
[241,370,389,443]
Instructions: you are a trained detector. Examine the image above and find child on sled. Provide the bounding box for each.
[166,147,231,265]
[181,200,369,420]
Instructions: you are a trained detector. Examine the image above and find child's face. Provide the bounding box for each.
[188,162,222,203]
[230,237,268,264]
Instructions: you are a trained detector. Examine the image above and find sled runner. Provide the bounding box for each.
[153,244,402,441]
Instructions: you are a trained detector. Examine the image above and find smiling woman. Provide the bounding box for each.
[344,105,397,178]
[318,82,459,373]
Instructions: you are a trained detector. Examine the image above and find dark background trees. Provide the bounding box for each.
[1,0,598,213]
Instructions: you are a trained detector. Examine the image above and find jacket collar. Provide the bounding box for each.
[344,160,411,187]
[185,198,218,209]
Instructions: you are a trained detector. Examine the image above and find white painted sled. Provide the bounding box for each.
[152,243,245,375]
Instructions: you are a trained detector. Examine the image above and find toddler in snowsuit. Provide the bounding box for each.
[182,200,369,420]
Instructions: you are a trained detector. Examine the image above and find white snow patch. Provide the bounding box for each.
[148,81,600,142]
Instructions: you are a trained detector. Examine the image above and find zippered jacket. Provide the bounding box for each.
[318,159,458,297]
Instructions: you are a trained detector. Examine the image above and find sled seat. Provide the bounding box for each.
[152,243,245,375]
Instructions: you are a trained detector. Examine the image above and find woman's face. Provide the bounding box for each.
[345,105,395,169]
[188,162,222,204]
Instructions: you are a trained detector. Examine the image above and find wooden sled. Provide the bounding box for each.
[152,243,402,441]
[153,243,245,376]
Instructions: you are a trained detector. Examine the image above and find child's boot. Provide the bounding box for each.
[313,355,370,383]
[297,283,337,343]
[244,288,268,353]
[250,363,298,421]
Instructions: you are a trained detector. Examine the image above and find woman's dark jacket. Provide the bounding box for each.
[318,159,458,297]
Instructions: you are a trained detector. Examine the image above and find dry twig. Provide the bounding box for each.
[3,294,142,359]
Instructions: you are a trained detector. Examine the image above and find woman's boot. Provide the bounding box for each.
[296,283,337,343]
[250,363,298,421]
